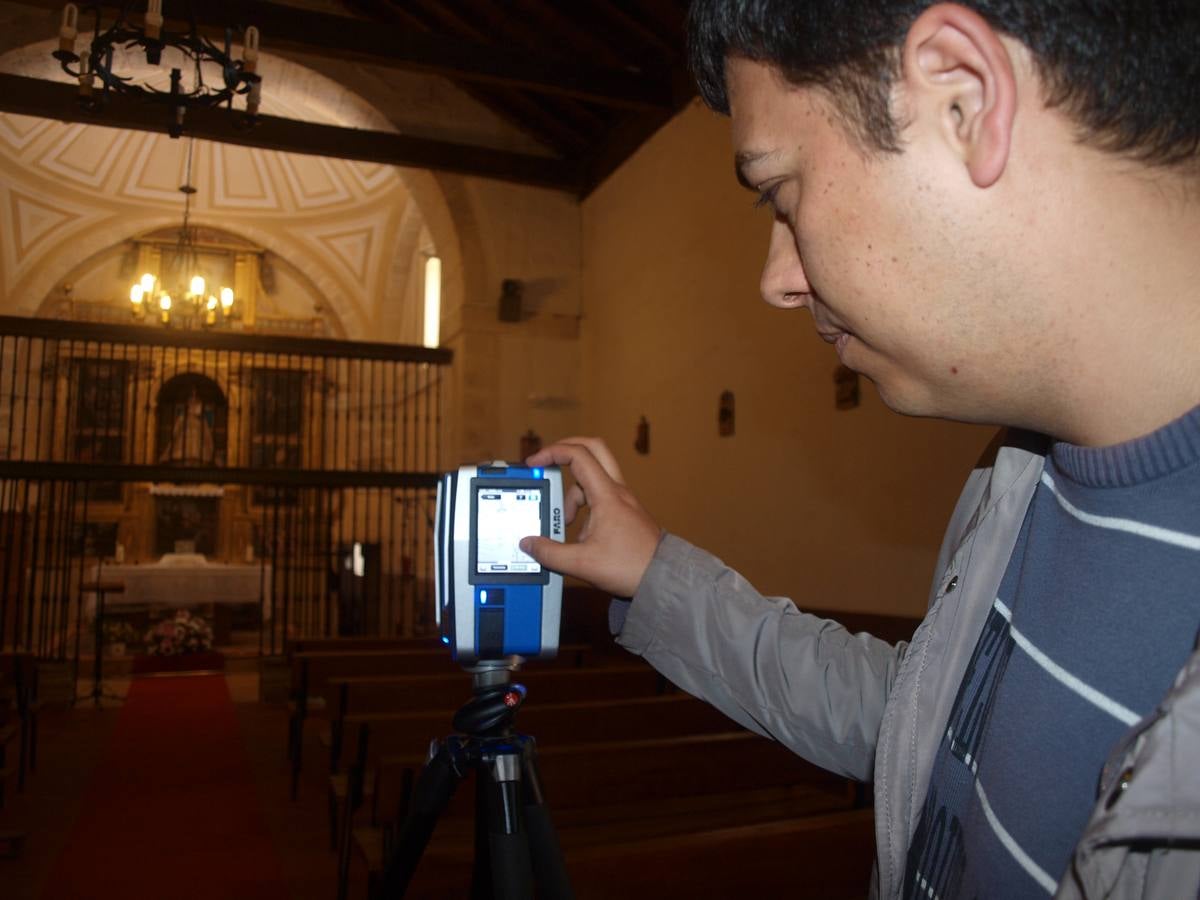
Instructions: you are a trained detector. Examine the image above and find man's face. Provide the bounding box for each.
[727,56,1018,421]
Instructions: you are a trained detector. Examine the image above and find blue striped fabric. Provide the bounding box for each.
[903,404,1200,899]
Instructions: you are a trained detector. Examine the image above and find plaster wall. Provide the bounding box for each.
[437,175,583,469]
[579,101,993,617]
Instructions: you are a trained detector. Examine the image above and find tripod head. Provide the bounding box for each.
[451,659,528,737]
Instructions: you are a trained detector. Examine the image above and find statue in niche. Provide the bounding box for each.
[159,390,216,464]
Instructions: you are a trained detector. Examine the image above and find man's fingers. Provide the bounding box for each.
[524,441,617,504]
[564,483,586,525]
[527,437,624,483]
[570,438,625,484]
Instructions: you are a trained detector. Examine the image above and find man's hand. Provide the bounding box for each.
[519,438,661,598]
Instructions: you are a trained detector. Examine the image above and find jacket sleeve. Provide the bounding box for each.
[615,533,907,781]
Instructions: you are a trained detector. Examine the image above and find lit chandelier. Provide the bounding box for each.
[53,1,262,138]
[129,138,237,328]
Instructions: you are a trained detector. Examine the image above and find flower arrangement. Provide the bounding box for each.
[102,619,140,646]
[144,609,214,656]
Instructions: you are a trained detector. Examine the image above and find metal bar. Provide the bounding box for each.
[17,337,34,469]
[0,316,453,365]
[44,339,63,468]
[57,481,78,660]
[0,315,447,655]
[24,479,45,650]
[11,480,30,651]
[3,336,17,460]
[73,482,89,679]
[38,480,58,657]
[0,479,12,649]
[257,480,268,657]
[0,461,438,488]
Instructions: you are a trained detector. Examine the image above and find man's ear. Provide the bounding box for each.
[901,3,1016,187]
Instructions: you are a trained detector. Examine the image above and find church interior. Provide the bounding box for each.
[0,2,997,897]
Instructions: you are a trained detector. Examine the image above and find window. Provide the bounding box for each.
[423,255,441,349]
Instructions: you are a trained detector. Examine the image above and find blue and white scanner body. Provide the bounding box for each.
[435,462,564,665]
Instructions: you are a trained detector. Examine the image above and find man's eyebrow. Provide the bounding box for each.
[734,149,778,190]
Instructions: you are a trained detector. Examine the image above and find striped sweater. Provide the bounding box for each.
[904,404,1200,899]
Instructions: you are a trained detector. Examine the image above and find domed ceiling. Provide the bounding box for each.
[0,42,430,340]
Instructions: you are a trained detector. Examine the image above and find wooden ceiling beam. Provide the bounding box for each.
[355,0,591,158]
[9,0,673,110]
[0,73,583,193]
[457,85,593,158]
[582,0,680,57]
[431,0,614,133]
[508,0,633,71]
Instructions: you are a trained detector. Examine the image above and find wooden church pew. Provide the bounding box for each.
[0,672,16,811]
[0,653,38,797]
[328,692,736,850]
[322,662,671,775]
[287,636,442,659]
[286,644,592,797]
[347,730,855,899]
[398,804,877,899]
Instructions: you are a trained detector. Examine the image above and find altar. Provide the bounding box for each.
[84,554,272,621]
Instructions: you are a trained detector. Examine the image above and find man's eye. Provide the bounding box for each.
[752,185,780,210]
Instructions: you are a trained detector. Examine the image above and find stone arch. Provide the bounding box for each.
[2,41,478,347]
[404,171,476,334]
[29,215,358,338]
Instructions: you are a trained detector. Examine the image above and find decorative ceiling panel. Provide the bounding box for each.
[0,182,107,294]
[40,123,133,190]
[276,153,352,210]
[212,143,278,210]
[318,225,375,285]
[346,161,394,193]
[0,112,51,152]
[121,133,191,202]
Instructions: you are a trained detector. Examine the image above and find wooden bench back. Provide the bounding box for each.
[327,663,668,720]
[294,643,592,705]
[374,730,839,828]
[0,653,35,708]
[288,637,439,659]
[342,693,733,770]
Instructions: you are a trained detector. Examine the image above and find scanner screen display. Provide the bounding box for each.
[476,487,542,575]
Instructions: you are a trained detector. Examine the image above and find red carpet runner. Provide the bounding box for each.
[41,674,289,900]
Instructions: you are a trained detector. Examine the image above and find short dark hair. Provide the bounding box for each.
[687,0,1200,167]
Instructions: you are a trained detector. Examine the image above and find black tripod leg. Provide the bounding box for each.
[520,739,574,899]
[91,594,105,707]
[481,750,534,900]
[380,740,462,898]
[470,776,490,900]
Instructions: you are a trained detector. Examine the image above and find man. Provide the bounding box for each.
[520,2,1200,897]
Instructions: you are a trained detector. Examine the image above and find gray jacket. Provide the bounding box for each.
[618,434,1200,898]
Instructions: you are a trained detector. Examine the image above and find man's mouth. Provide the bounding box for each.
[816,328,855,359]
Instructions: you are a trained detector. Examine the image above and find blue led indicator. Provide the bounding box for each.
[481,590,488,604]
[533,468,542,478]
[440,636,449,645]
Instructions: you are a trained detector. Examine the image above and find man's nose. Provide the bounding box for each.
[759,218,810,310]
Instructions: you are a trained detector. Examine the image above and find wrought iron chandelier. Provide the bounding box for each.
[53,1,262,138]
[129,138,238,328]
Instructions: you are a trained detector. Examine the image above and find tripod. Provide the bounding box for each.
[380,662,574,899]
[78,578,126,707]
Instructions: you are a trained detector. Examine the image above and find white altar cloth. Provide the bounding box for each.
[84,557,272,620]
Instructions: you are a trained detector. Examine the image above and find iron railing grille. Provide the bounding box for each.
[0,315,451,661]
